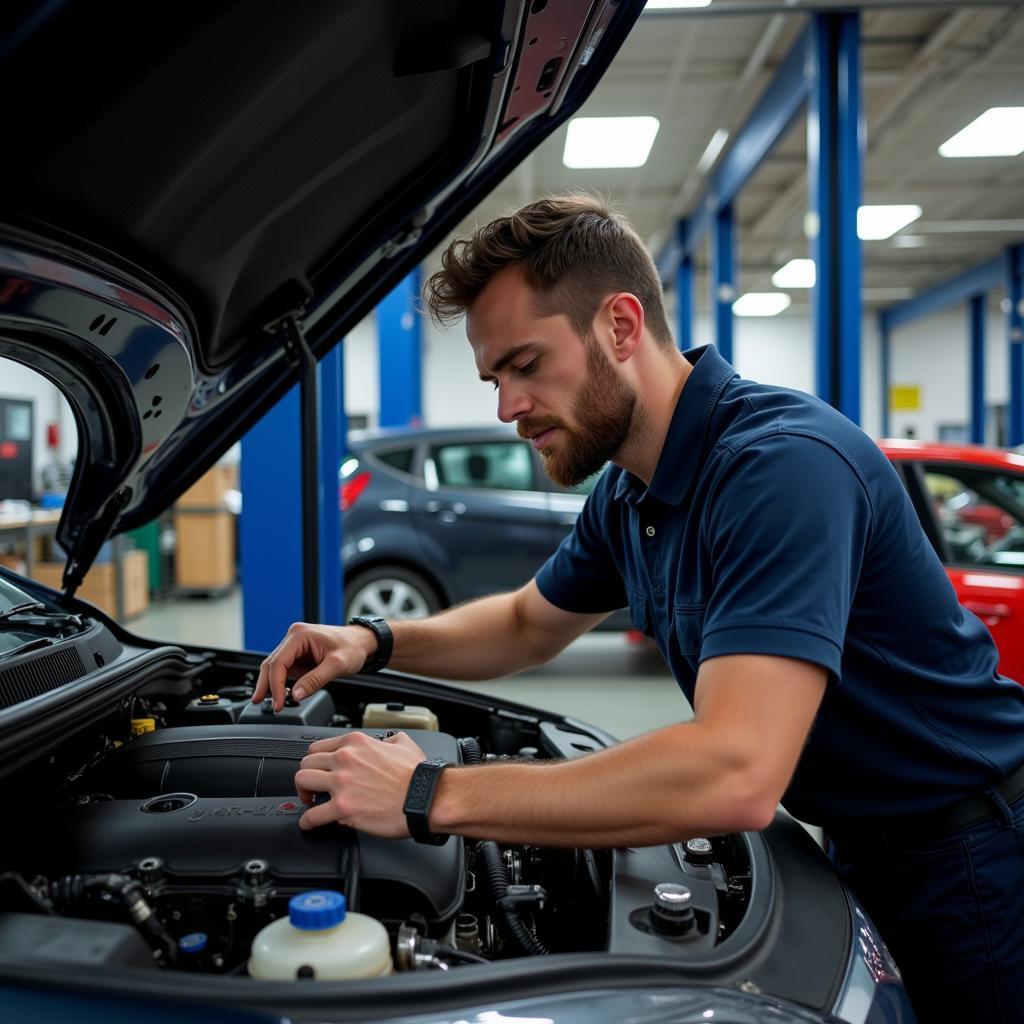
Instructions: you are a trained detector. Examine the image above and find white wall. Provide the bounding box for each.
[887,296,1008,443]
[342,312,379,428]
[0,356,75,492]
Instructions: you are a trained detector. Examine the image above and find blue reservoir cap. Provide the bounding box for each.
[178,932,207,953]
[289,890,347,930]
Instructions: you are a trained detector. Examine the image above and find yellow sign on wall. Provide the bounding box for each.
[890,385,921,411]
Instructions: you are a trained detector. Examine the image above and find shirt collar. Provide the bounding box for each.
[613,344,737,507]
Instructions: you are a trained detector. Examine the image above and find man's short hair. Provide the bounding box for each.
[424,193,674,348]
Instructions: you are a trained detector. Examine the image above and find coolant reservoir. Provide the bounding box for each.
[362,702,439,731]
[248,891,393,980]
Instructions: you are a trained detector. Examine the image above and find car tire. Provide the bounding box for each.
[344,566,442,621]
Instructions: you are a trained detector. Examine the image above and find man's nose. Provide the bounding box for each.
[496,383,531,424]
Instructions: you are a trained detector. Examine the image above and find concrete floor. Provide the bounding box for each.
[129,589,690,740]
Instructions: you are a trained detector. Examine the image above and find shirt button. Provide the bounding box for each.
[645,526,656,538]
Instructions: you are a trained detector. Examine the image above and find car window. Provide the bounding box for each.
[429,442,535,491]
[922,466,1024,570]
[372,447,416,476]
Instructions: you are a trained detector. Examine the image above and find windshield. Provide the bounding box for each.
[0,574,36,614]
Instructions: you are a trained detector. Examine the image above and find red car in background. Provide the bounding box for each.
[879,440,1024,684]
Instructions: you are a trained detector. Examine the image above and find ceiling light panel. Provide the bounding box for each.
[858,205,923,241]
[644,1,713,9]
[733,293,791,317]
[939,108,1024,158]
[771,259,816,289]
[563,117,661,169]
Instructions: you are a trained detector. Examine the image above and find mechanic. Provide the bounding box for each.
[253,194,1024,1022]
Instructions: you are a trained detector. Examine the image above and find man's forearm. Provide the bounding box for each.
[429,721,774,847]
[386,591,545,680]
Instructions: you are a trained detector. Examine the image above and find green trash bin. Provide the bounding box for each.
[126,520,163,594]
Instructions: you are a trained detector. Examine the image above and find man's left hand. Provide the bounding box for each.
[295,730,426,836]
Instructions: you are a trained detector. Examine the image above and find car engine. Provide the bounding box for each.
[0,647,765,980]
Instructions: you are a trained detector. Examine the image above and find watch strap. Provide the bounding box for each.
[403,757,450,845]
[348,615,393,673]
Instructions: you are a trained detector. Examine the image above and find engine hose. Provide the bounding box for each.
[478,841,548,956]
[51,874,178,964]
[458,736,483,765]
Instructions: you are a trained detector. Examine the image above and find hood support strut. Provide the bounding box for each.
[277,314,321,626]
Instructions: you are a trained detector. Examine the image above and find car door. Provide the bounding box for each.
[904,459,1024,683]
[409,437,554,601]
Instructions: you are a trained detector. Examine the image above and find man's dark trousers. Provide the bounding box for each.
[830,790,1024,1023]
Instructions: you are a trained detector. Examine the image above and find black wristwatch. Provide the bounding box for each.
[348,615,393,674]
[403,757,450,845]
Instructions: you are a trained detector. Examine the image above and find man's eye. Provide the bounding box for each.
[517,359,539,376]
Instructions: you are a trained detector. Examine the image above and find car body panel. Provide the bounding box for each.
[878,439,1024,682]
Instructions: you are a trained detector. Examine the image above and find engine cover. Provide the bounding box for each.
[49,725,465,927]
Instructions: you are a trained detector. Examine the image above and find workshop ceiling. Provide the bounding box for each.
[434,2,1024,319]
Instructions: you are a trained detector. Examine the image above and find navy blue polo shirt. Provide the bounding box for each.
[536,345,1024,825]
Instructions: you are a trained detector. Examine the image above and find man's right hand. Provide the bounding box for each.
[251,622,378,711]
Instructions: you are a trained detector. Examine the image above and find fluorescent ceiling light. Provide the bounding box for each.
[858,205,922,240]
[891,235,925,249]
[645,1,712,9]
[772,259,815,289]
[696,129,729,175]
[939,107,1024,158]
[563,116,660,169]
[733,292,791,317]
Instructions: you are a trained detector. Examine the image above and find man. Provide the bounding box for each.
[253,195,1024,1021]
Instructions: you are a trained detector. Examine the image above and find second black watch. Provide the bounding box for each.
[403,757,450,845]
[348,615,394,674]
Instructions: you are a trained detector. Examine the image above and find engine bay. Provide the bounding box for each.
[0,634,769,980]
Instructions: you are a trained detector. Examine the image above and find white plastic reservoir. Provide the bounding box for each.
[248,890,393,980]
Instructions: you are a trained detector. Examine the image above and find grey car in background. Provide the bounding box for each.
[341,425,632,629]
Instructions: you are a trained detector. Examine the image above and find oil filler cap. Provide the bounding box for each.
[651,883,696,936]
[289,891,346,930]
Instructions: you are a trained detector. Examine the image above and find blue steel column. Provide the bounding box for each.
[318,345,345,625]
[969,295,986,445]
[879,312,891,438]
[378,268,423,429]
[711,204,734,363]
[241,386,303,650]
[676,252,694,350]
[1009,245,1024,447]
[241,347,348,649]
[809,12,863,423]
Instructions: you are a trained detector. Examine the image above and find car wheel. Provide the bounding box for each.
[344,566,442,621]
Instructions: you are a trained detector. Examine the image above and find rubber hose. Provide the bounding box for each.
[458,736,483,765]
[478,841,548,956]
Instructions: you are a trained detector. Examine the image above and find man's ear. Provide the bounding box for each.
[601,293,644,363]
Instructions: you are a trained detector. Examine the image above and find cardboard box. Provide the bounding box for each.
[176,465,238,509]
[174,510,235,590]
[31,549,149,620]
[0,554,26,575]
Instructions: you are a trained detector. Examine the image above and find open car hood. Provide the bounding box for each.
[0,0,642,589]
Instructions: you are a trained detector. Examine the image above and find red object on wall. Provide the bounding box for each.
[0,442,18,459]
[47,422,60,449]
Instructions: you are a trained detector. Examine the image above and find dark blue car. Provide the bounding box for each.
[341,426,632,629]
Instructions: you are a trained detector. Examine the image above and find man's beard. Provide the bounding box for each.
[521,335,639,488]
